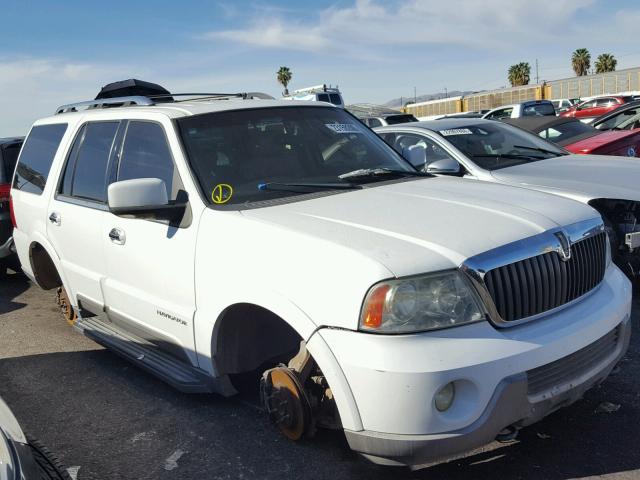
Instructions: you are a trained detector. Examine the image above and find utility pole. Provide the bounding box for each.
[535,59,539,84]
[444,87,448,99]
[414,86,417,104]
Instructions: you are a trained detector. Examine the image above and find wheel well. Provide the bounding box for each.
[29,242,62,290]
[213,303,303,376]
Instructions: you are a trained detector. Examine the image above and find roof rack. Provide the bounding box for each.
[54,91,275,115]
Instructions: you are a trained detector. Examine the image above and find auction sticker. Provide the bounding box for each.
[439,128,473,136]
[325,123,362,134]
[212,183,233,204]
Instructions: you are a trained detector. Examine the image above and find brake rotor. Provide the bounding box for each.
[261,367,311,440]
[56,286,77,325]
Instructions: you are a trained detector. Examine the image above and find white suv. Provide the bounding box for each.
[10,92,632,467]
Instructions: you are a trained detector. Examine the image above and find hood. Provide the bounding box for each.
[491,154,640,203]
[242,176,598,277]
[565,130,640,153]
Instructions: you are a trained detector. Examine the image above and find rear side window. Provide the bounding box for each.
[1,143,22,183]
[60,122,119,202]
[523,103,555,116]
[329,94,343,106]
[117,122,178,199]
[13,124,67,194]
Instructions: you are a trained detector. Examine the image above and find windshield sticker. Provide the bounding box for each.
[439,128,473,136]
[211,183,233,204]
[325,123,362,134]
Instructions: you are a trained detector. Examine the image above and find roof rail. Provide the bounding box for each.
[54,92,275,114]
[55,96,154,114]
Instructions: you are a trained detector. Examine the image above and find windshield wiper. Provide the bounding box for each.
[338,167,428,180]
[258,182,362,192]
[512,145,567,156]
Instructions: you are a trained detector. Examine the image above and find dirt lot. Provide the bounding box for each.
[1,270,639,480]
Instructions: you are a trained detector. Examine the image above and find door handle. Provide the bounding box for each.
[108,228,126,245]
[48,212,61,226]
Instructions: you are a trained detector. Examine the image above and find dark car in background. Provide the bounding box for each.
[0,137,23,275]
[504,117,640,157]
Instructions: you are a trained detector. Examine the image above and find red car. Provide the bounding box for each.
[504,116,640,157]
[560,95,634,121]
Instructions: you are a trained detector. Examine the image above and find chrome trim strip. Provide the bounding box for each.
[461,217,606,328]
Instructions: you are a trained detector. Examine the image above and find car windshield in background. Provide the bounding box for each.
[538,120,597,144]
[436,122,566,170]
[177,106,416,206]
[595,107,640,131]
[385,114,419,125]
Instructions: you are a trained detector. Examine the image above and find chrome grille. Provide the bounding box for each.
[527,325,620,396]
[483,232,607,323]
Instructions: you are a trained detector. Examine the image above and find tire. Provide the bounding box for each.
[27,437,73,480]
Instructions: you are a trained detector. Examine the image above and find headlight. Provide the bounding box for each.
[359,270,485,333]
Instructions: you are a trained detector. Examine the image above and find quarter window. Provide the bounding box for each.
[13,124,67,195]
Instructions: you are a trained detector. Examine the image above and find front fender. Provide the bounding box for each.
[193,288,363,431]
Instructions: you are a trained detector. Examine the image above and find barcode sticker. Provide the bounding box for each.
[439,128,473,136]
[325,123,362,134]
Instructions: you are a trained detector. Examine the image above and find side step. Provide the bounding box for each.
[76,316,215,394]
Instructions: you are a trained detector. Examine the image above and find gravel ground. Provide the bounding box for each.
[0,270,638,480]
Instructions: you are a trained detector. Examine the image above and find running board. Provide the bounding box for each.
[76,316,216,394]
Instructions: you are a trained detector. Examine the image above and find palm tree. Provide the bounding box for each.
[595,53,617,74]
[277,66,293,95]
[507,62,531,87]
[572,48,591,76]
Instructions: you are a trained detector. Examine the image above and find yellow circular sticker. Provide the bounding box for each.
[212,184,233,204]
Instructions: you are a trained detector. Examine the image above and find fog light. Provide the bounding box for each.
[435,382,455,412]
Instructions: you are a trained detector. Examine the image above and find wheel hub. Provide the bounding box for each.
[56,287,77,325]
[261,367,310,440]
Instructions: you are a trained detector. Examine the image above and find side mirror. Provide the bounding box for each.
[402,145,427,168]
[426,158,461,175]
[108,178,187,222]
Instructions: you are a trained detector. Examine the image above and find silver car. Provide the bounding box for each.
[375,118,640,279]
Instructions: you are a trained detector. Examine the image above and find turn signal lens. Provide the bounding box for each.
[362,284,391,329]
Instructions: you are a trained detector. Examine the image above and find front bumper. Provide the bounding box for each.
[346,318,630,466]
[317,265,632,466]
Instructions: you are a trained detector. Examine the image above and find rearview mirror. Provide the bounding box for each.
[108,178,187,222]
[426,158,461,175]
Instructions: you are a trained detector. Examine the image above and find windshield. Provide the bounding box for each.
[595,106,640,131]
[538,120,597,145]
[177,106,416,206]
[436,122,566,170]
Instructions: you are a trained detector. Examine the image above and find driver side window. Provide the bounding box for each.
[115,121,184,201]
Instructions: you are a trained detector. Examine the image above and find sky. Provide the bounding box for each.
[2,0,640,136]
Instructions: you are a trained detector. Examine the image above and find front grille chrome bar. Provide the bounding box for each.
[462,218,607,327]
